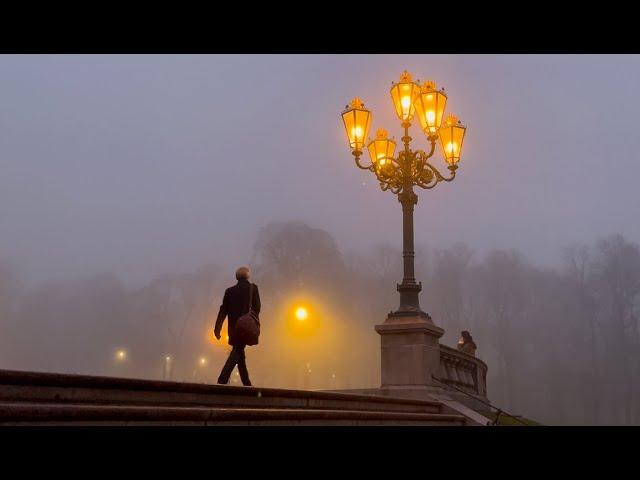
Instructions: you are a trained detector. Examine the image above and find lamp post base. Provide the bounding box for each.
[375,312,444,389]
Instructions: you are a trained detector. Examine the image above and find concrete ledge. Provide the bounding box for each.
[375,320,444,337]
[0,403,467,426]
[0,369,441,409]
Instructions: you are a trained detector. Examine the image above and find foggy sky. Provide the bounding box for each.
[1,54,639,288]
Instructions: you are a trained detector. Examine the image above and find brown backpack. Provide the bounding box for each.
[234,283,260,346]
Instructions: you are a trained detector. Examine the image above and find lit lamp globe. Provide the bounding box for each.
[439,114,467,166]
[367,128,396,171]
[414,80,447,137]
[341,97,372,155]
[295,307,308,321]
[390,70,421,122]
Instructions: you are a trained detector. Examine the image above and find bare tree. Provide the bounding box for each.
[430,243,474,340]
[563,244,601,423]
[590,234,640,424]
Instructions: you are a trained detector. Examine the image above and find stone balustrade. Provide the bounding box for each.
[438,344,488,399]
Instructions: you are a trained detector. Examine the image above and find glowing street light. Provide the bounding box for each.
[295,307,308,321]
[340,70,467,316]
[163,355,172,381]
[303,362,311,390]
[115,349,127,361]
[286,302,319,339]
[193,357,208,382]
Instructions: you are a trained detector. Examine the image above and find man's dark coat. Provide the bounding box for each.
[214,278,261,346]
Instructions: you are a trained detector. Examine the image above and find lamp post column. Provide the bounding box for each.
[395,122,424,316]
[397,187,421,313]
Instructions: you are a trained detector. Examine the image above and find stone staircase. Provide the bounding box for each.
[0,369,470,426]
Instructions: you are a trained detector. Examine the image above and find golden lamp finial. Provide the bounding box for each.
[349,97,365,109]
[375,128,389,139]
[422,80,437,91]
[399,70,413,83]
[444,114,460,126]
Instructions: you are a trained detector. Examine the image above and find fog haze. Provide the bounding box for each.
[2,54,639,287]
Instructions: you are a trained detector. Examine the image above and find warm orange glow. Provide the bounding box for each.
[414,80,447,136]
[439,114,466,165]
[295,307,308,321]
[269,293,349,390]
[115,349,126,361]
[210,321,230,348]
[341,97,372,152]
[199,357,207,366]
[284,299,320,340]
[390,71,420,122]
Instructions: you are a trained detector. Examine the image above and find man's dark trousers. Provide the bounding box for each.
[218,345,251,386]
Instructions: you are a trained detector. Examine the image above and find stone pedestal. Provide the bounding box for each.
[374,312,444,389]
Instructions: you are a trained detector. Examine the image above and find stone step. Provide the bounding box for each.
[0,369,443,415]
[0,402,468,426]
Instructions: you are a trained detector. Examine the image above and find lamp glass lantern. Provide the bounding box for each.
[367,128,396,169]
[341,97,372,152]
[439,114,467,165]
[390,71,421,122]
[414,80,448,136]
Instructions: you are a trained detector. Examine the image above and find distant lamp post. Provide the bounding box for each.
[304,362,311,390]
[115,349,127,362]
[340,71,468,390]
[340,70,467,317]
[193,357,208,382]
[163,355,172,381]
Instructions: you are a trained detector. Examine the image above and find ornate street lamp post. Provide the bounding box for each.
[340,70,467,391]
[341,70,466,320]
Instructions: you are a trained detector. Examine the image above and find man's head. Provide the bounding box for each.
[235,266,251,281]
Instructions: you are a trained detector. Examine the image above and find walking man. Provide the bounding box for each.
[214,266,261,386]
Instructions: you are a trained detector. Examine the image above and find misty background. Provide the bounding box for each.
[1,54,639,425]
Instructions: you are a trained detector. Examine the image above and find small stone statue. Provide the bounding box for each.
[457,330,477,356]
